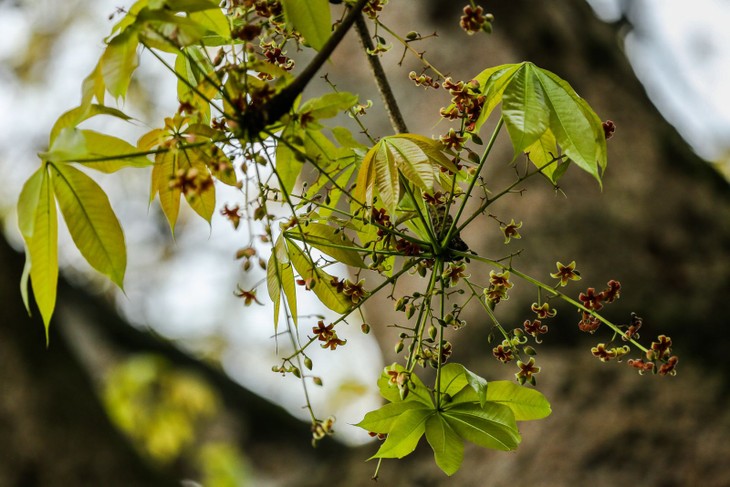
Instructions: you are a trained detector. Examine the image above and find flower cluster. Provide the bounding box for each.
[439,78,485,132]
[409,70,441,89]
[363,0,388,19]
[591,343,630,362]
[312,320,347,350]
[311,416,336,445]
[484,270,513,305]
[577,280,621,333]
[628,337,678,376]
[459,5,493,35]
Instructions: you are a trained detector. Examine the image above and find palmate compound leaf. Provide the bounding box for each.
[49,163,126,290]
[281,0,331,51]
[353,134,459,214]
[470,62,607,185]
[17,166,58,336]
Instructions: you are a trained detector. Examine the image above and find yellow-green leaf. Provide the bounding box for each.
[151,149,182,232]
[17,167,58,333]
[51,130,152,173]
[267,235,297,330]
[287,241,350,314]
[523,129,566,182]
[281,0,331,51]
[502,63,549,156]
[50,163,126,288]
[50,104,132,146]
[101,29,140,99]
[286,222,366,268]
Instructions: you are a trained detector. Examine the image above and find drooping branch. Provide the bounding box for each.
[354,13,409,134]
[238,0,372,137]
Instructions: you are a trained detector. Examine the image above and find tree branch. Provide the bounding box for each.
[354,13,409,134]
[239,0,372,137]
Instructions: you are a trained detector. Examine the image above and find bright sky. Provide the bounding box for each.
[589,0,730,161]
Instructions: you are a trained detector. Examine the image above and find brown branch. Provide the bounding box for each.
[354,13,409,134]
[239,0,372,137]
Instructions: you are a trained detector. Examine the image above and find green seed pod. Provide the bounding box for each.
[428,326,438,341]
[405,304,416,319]
[361,323,371,334]
[406,31,419,40]
[313,376,323,386]
[304,357,313,370]
[395,340,404,354]
[523,346,537,356]
[292,366,301,378]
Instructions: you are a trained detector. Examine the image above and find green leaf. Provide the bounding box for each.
[438,363,470,397]
[50,163,126,288]
[136,9,212,51]
[370,407,433,459]
[287,241,351,314]
[523,129,565,183]
[299,92,358,123]
[533,67,605,184]
[472,63,522,133]
[316,164,356,218]
[281,0,331,51]
[286,222,366,268]
[502,63,549,156]
[17,167,58,334]
[443,402,520,451]
[355,401,426,434]
[266,235,297,330]
[485,380,551,421]
[438,363,488,408]
[101,29,140,99]
[190,5,231,42]
[425,414,464,476]
[276,127,304,196]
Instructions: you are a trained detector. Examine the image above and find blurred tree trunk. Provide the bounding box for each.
[2,1,729,486]
[0,235,178,487]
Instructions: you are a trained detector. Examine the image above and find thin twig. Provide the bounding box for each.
[354,14,409,134]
